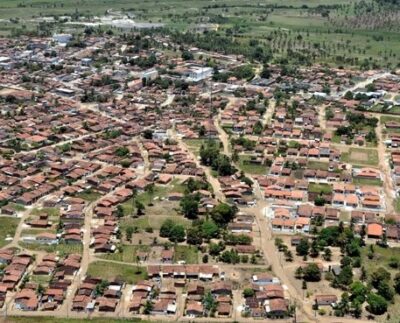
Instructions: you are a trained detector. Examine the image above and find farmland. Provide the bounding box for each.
[0,0,399,67]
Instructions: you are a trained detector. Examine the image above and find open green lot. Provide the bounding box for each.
[87,260,147,284]
[74,189,102,202]
[184,138,221,156]
[99,245,150,263]
[238,155,268,175]
[174,245,199,264]
[0,217,20,248]
[121,179,186,216]
[352,177,383,187]
[340,147,379,166]
[307,160,329,171]
[308,183,332,195]
[120,213,191,231]
[361,245,400,275]
[394,198,400,213]
[19,242,83,256]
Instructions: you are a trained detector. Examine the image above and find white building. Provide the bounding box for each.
[53,33,72,44]
[185,66,213,82]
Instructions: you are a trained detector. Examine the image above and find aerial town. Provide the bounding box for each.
[0,3,399,323]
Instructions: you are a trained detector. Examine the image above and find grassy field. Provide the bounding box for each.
[184,138,221,156]
[174,245,199,264]
[19,242,83,255]
[361,245,400,276]
[30,207,60,217]
[0,217,20,247]
[99,245,150,263]
[74,190,102,202]
[307,160,329,171]
[30,274,52,285]
[361,245,400,321]
[352,177,383,187]
[308,183,332,194]
[238,155,268,175]
[121,179,186,216]
[87,260,147,284]
[340,147,379,166]
[394,198,400,213]
[120,213,191,231]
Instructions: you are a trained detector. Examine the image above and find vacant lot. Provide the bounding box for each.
[238,155,268,175]
[340,147,379,166]
[121,179,186,216]
[99,245,150,263]
[308,183,332,194]
[174,245,199,264]
[0,217,20,247]
[120,212,191,231]
[352,177,383,187]
[87,260,147,284]
[184,138,221,156]
[74,190,102,202]
[307,160,329,171]
[19,242,83,256]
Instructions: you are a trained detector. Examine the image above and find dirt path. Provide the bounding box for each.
[211,102,317,321]
[376,119,395,213]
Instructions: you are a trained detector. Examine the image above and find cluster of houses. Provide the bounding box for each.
[72,276,124,312]
[0,249,81,312]
[243,273,290,319]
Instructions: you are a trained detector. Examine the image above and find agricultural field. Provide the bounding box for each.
[0,0,399,67]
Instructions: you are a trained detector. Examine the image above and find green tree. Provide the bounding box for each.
[160,219,175,237]
[169,224,185,243]
[303,263,321,282]
[186,227,203,245]
[126,226,134,242]
[243,288,255,298]
[203,291,217,315]
[394,273,400,294]
[350,281,368,303]
[366,293,388,315]
[323,247,332,261]
[333,265,353,289]
[181,50,194,61]
[180,194,199,219]
[296,238,310,256]
[370,267,391,289]
[116,205,124,218]
[209,242,225,256]
[135,200,145,215]
[295,267,303,279]
[309,239,319,258]
[144,300,153,314]
[211,203,236,227]
[377,280,394,301]
[201,220,219,240]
